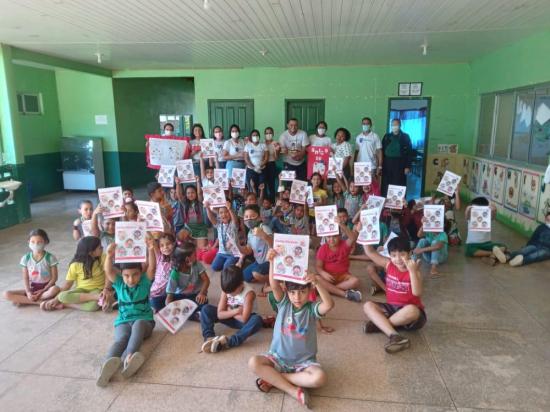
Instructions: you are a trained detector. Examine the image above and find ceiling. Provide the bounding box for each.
[1,0,550,70]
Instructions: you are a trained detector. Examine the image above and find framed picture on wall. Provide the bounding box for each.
[410,82,423,96]
[518,170,540,220]
[538,177,550,224]
[503,167,521,212]
[398,83,410,96]
[490,164,506,204]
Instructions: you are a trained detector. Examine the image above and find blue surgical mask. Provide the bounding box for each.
[362,124,371,132]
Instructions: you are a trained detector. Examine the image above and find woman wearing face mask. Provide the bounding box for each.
[163,123,175,136]
[212,125,226,169]
[381,119,413,196]
[310,121,331,147]
[331,127,353,180]
[223,124,245,180]
[244,129,268,194]
[264,127,280,201]
[190,123,206,176]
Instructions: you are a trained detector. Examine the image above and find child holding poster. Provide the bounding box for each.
[97,242,156,387]
[175,178,208,249]
[308,173,328,234]
[72,200,94,241]
[248,249,334,408]
[147,182,173,233]
[91,204,116,249]
[336,174,363,220]
[149,233,177,312]
[414,206,449,277]
[206,200,241,271]
[241,205,273,283]
[315,217,362,302]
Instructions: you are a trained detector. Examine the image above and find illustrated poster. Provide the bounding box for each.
[98,186,125,218]
[114,221,146,263]
[423,205,445,232]
[357,208,381,246]
[135,200,163,232]
[503,167,521,212]
[315,205,338,237]
[273,234,310,284]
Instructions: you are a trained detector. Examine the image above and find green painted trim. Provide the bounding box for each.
[103,151,121,187]
[118,151,156,187]
[24,152,63,199]
[10,46,112,77]
[0,163,31,229]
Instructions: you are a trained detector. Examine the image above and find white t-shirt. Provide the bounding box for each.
[355,132,382,168]
[244,142,267,169]
[466,221,491,244]
[214,140,225,162]
[279,129,309,166]
[20,251,59,284]
[309,135,332,147]
[223,139,245,160]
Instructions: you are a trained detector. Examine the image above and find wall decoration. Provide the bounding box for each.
[503,167,521,212]
[480,161,492,198]
[469,159,481,194]
[537,177,550,223]
[490,164,506,204]
[518,170,540,220]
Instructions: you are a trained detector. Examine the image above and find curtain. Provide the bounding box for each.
[389,109,427,149]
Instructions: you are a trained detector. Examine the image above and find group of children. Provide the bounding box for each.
[4,128,550,408]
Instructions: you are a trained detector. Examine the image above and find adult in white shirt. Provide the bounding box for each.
[354,117,382,177]
[244,129,268,194]
[264,126,280,201]
[309,121,331,147]
[278,118,309,181]
[222,124,245,178]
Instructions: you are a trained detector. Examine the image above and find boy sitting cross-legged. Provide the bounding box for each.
[248,249,334,408]
[362,236,426,354]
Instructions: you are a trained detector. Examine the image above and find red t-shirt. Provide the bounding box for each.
[385,261,424,309]
[316,240,352,276]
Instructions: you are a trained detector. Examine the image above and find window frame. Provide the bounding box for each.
[16,92,43,115]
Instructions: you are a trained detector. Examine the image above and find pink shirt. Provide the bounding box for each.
[150,252,172,297]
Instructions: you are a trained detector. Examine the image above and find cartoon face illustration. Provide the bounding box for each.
[322,218,329,225]
[284,255,294,266]
[116,247,127,256]
[113,192,119,200]
[124,238,134,248]
[328,224,335,231]
[133,246,142,255]
[133,230,142,240]
[146,213,154,220]
[292,265,302,276]
[276,262,285,272]
[117,230,127,240]
[108,200,115,208]
[275,245,286,255]
[294,246,303,258]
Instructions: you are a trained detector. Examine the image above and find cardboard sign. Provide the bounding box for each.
[98,186,125,218]
[114,221,146,263]
[357,208,381,245]
[214,169,229,190]
[380,232,399,257]
[385,185,406,209]
[231,168,246,189]
[199,139,216,158]
[81,219,93,237]
[175,159,196,183]
[327,157,343,179]
[423,205,445,232]
[307,146,330,179]
[145,134,188,169]
[366,195,385,211]
[158,165,176,188]
[203,185,226,208]
[280,170,296,181]
[155,299,198,334]
[135,200,163,232]
[290,179,308,205]
[468,206,491,232]
[315,205,338,237]
[437,170,461,196]
[273,234,310,284]
[354,162,372,186]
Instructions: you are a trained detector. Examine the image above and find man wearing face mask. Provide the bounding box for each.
[355,117,382,180]
[279,118,310,181]
[381,119,413,196]
[240,205,273,284]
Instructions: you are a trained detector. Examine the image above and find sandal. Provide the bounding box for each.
[296,387,311,409]
[255,378,273,393]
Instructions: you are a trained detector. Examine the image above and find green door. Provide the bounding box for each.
[208,99,254,137]
[285,99,325,135]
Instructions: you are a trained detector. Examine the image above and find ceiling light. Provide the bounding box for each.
[94,52,103,64]
[203,0,210,10]
[259,49,268,56]
[421,43,428,56]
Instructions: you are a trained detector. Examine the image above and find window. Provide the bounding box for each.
[476,83,550,166]
[16,93,42,115]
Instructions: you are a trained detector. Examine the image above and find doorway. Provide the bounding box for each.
[285,99,325,135]
[387,98,431,199]
[208,99,254,137]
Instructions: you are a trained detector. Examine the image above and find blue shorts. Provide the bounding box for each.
[265,352,321,373]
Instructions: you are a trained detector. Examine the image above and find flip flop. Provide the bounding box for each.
[96,357,121,387]
[296,387,311,409]
[255,378,273,393]
[121,352,145,379]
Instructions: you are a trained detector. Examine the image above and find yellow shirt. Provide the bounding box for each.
[309,188,328,217]
[66,254,106,291]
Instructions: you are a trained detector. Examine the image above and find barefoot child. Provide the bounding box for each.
[248,249,334,408]
[200,264,263,353]
[362,236,426,353]
[413,220,449,277]
[97,242,156,387]
[3,229,60,307]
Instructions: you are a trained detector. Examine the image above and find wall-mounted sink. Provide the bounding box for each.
[0,180,22,191]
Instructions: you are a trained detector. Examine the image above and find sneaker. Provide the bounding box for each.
[492,246,508,264]
[96,357,121,387]
[370,285,381,296]
[509,255,524,267]
[384,334,410,354]
[345,289,362,302]
[363,321,381,334]
[201,336,228,353]
[201,337,217,353]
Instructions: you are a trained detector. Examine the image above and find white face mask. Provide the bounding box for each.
[362,124,371,132]
[214,132,222,139]
[265,134,273,141]
[317,128,326,136]
[164,130,173,136]
[251,135,259,143]
[29,242,44,253]
[392,125,400,133]
[231,132,239,139]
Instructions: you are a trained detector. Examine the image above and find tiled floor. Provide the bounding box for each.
[1,191,550,411]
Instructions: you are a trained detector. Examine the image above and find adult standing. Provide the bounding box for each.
[223,124,245,178]
[263,127,279,201]
[278,118,309,181]
[331,128,353,180]
[309,121,331,147]
[244,129,268,194]
[354,117,382,179]
[381,119,412,196]
[189,123,206,176]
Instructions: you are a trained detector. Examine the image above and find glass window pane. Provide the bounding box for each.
[493,93,514,158]
[510,93,534,162]
[477,94,495,156]
[529,94,550,165]
[23,94,40,113]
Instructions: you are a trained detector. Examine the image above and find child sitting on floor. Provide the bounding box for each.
[464,196,507,265]
[200,264,263,353]
[148,233,176,313]
[206,200,241,270]
[315,217,362,302]
[413,220,449,277]
[362,236,426,354]
[72,200,94,240]
[240,204,273,283]
[248,249,334,408]
[147,182,173,233]
[91,204,115,249]
[166,242,210,319]
[97,242,156,387]
[4,229,60,307]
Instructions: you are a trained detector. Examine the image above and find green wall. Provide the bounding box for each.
[56,69,121,186]
[112,77,195,186]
